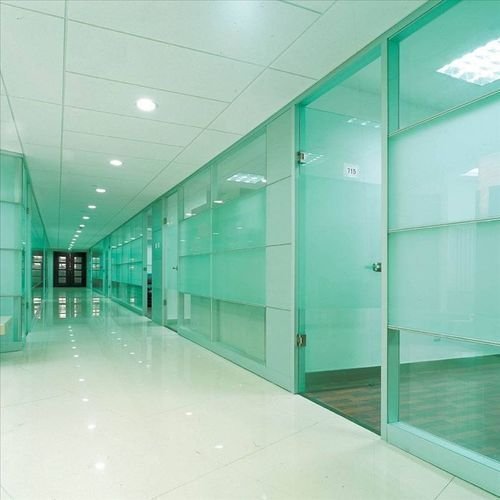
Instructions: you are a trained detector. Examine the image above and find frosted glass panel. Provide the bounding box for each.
[213,248,265,306]
[389,221,500,343]
[389,95,500,229]
[179,294,211,339]
[212,189,266,252]
[398,0,500,129]
[0,154,23,203]
[0,296,22,350]
[213,133,266,205]
[0,203,23,248]
[179,211,211,256]
[0,250,22,295]
[178,254,211,297]
[108,212,144,311]
[183,169,210,217]
[214,300,265,362]
[398,331,500,462]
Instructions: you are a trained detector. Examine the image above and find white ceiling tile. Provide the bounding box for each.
[64,107,201,148]
[273,0,425,80]
[1,0,65,17]
[0,4,63,103]
[10,97,62,148]
[28,167,60,186]
[0,94,22,153]
[354,0,426,49]
[66,21,262,102]
[146,161,200,195]
[271,1,358,79]
[67,0,318,66]
[60,173,146,201]
[64,73,228,128]
[61,149,167,185]
[211,69,314,134]
[63,131,183,162]
[175,129,242,165]
[136,183,169,204]
[284,0,335,14]
[23,144,60,172]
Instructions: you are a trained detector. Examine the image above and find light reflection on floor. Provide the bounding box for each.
[0,288,494,500]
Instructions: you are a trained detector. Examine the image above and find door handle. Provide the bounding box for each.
[172,266,178,271]
[372,262,382,272]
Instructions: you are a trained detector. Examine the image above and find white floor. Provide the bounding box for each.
[0,289,497,500]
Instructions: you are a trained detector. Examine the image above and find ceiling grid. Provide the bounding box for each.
[0,0,426,249]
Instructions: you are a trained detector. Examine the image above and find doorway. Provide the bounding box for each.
[298,54,382,433]
[54,252,86,287]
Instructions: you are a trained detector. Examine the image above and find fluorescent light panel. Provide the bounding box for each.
[437,38,500,86]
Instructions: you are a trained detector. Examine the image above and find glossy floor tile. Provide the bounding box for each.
[0,289,497,500]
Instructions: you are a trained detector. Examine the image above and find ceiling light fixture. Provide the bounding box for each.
[437,38,500,86]
[136,97,157,112]
[110,159,123,167]
[88,205,96,209]
[82,216,90,220]
[96,188,106,194]
[79,224,85,228]
[76,230,82,233]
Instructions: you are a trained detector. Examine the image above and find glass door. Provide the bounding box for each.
[164,192,179,330]
[298,54,382,433]
[54,252,86,287]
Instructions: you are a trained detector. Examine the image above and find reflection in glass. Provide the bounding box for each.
[397,0,500,129]
[398,331,500,462]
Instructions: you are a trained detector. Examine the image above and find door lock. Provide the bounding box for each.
[372,262,382,272]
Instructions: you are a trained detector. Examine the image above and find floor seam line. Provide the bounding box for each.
[433,476,455,500]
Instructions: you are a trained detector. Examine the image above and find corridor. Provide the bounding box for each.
[0,289,494,500]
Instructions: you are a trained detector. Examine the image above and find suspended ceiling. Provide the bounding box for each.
[0,0,424,249]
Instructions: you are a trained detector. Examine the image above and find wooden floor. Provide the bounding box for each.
[305,354,500,461]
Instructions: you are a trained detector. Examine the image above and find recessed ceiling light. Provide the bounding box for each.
[82,216,90,220]
[110,159,123,167]
[213,200,224,204]
[437,38,500,86]
[79,224,85,228]
[74,234,80,238]
[88,205,96,209]
[96,188,106,194]
[136,97,157,112]
[76,230,82,233]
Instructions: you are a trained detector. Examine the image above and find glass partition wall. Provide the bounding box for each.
[1,151,48,352]
[386,0,500,493]
[90,237,108,295]
[178,133,268,362]
[89,109,296,391]
[109,212,146,314]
